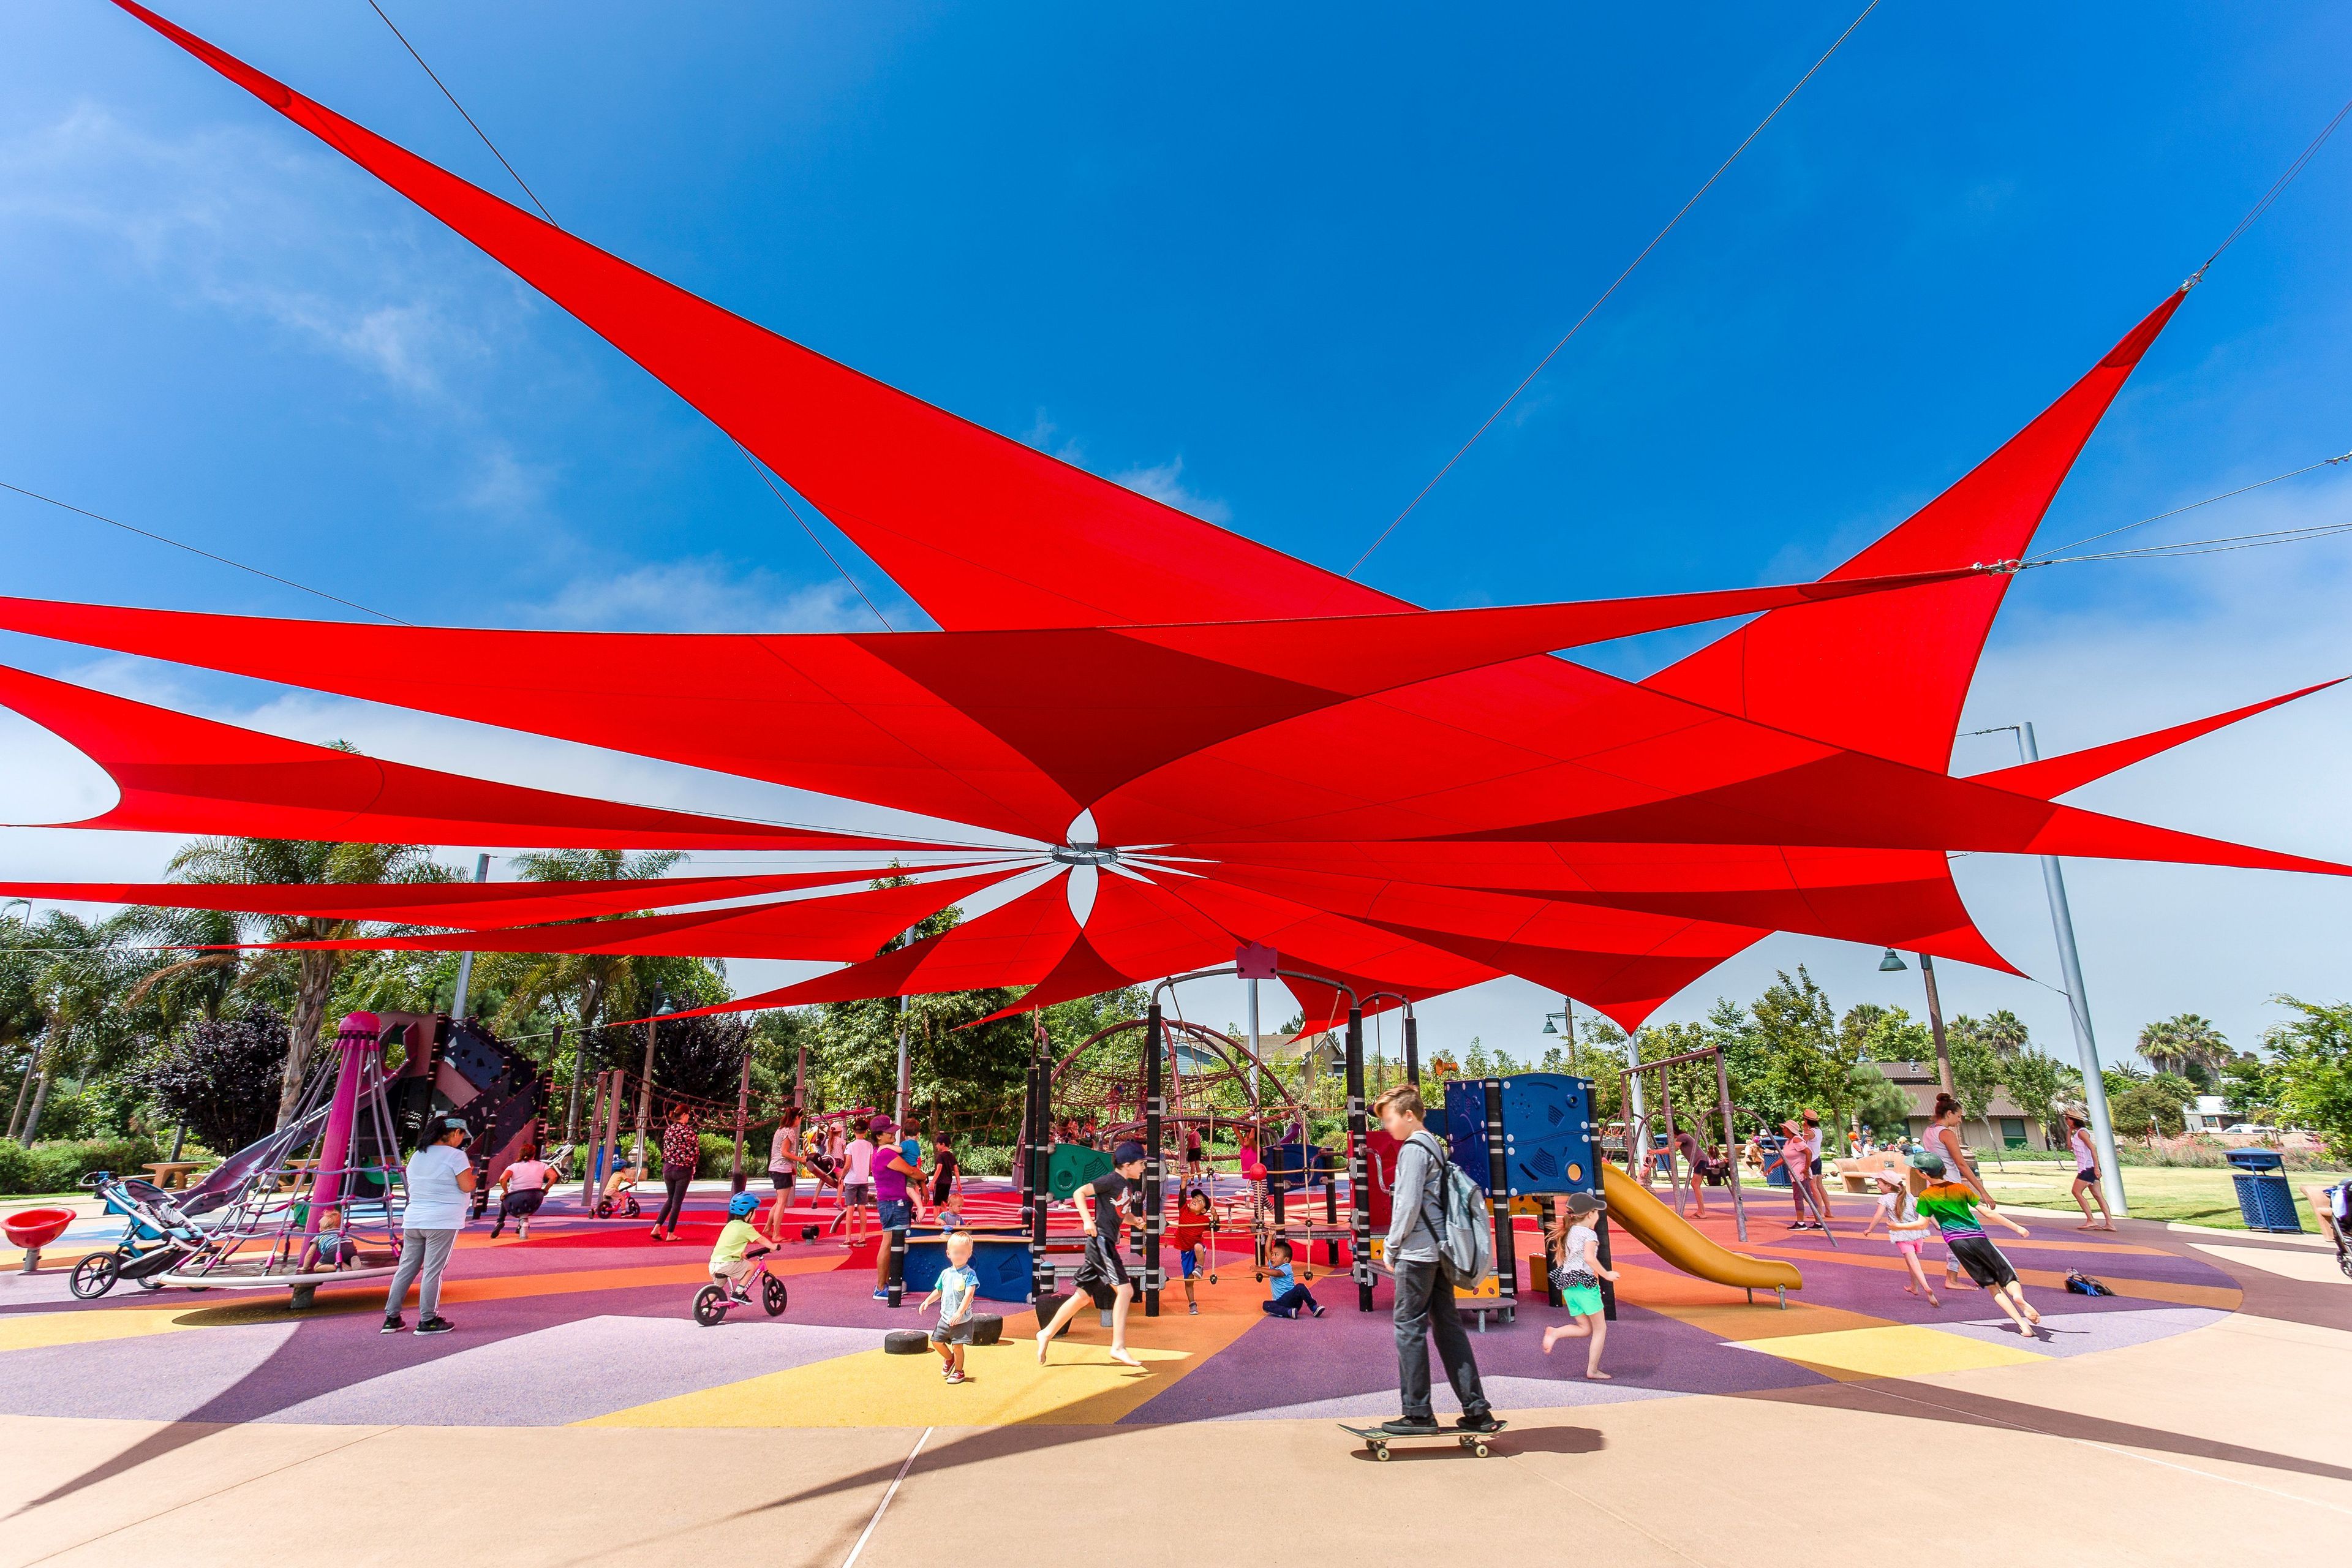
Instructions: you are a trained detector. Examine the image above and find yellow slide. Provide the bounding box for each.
[1600,1164,1802,1294]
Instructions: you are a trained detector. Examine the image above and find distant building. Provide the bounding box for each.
[2185,1095,2233,1134]
[1871,1061,2052,1151]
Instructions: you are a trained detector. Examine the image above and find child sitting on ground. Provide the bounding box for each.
[299,1205,356,1273]
[1260,1237,1323,1318]
[708,1191,771,1302]
[1860,1166,1940,1306]
[919,1231,981,1384]
[1170,1188,1213,1316]
[1912,1151,2040,1335]
[1540,1192,1620,1379]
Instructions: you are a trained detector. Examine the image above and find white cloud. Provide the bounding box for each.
[530,557,878,634]
[1110,456,1232,526]
[0,104,506,400]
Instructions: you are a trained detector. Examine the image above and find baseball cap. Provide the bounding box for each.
[867,1115,894,1134]
[1112,1139,1146,1165]
[1566,1191,1607,1214]
[1911,1150,1947,1177]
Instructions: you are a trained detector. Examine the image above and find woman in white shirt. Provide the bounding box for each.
[2064,1111,2115,1231]
[384,1117,475,1335]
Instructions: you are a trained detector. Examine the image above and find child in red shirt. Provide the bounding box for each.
[1169,1188,1213,1316]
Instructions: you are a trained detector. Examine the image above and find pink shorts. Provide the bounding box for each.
[1894,1238,1929,1259]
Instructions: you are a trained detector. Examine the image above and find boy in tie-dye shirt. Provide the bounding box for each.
[1912,1152,2040,1335]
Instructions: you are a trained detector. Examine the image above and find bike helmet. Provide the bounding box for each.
[727,1191,761,1219]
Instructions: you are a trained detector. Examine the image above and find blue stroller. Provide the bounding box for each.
[69,1171,206,1298]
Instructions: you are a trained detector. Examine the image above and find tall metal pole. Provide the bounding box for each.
[1623,1029,1648,1171]
[447,853,491,1020]
[894,995,912,1130]
[560,1022,581,1144]
[729,1044,752,1194]
[1344,1006,1372,1311]
[1246,979,1261,1104]
[2020,722,2128,1215]
[632,1021,656,1169]
[1920,953,1956,1098]
[1714,1047,1748,1243]
[1144,1003,1165,1317]
[1403,1010,1420,1087]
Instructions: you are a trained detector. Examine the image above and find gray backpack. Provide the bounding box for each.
[1410,1131,1493,1289]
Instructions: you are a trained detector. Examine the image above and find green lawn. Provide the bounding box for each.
[1973,1160,2338,1233]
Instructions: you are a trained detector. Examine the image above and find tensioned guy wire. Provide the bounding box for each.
[1343,0,1882,582]
[0,480,412,625]
[362,1,895,630]
[2029,450,2352,562]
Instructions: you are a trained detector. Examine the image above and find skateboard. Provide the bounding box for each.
[1338,1419,1507,1460]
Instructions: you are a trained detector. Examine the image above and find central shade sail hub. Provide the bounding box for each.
[1050,842,1123,867]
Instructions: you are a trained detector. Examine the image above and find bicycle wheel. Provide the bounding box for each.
[69,1253,119,1300]
[762,1274,788,1316]
[692,1285,729,1327]
[595,1199,612,1219]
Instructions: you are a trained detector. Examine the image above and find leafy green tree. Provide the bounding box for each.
[2000,1047,2067,1147]
[165,834,456,1125]
[2261,997,2352,1160]
[2218,1052,2278,1124]
[2138,1013,2230,1080]
[1843,1003,1930,1063]
[1944,1016,2007,1163]
[1849,1061,1912,1140]
[1750,967,1858,1150]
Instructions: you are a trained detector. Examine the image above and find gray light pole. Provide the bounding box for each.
[1971,722,2128,1215]
[1246,978,1261,1105]
[447,853,491,1020]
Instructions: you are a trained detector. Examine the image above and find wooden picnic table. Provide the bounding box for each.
[141,1161,205,1189]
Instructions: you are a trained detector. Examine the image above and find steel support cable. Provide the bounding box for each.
[2194,92,2352,279]
[1344,0,1881,581]
[2030,452,2352,561]
[363,1,894,630]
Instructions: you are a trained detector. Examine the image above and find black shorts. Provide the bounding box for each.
[2075,1167,2100,1186]
[500,1187,547,1218]
[1072,1234,1132,1308]
[1947,1234,2017,1289]
[771,1170,795,1191]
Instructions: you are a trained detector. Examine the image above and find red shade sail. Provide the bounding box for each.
[0,868,944,930]
[0,664,927,853]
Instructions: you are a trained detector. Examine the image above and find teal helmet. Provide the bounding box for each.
[726,1191,761,1219]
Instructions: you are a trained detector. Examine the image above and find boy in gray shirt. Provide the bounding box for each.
[1375,1084,1497,1436]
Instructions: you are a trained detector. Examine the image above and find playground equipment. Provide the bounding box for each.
[1598,1164,1801,1305]
[1618,1041,1752,1242]
[66,1172,204,1297]
[1439,1072,1600,1327]
[7,1206,74,1274]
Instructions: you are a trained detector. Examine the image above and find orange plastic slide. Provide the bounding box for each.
[1599,1163,1802,1294]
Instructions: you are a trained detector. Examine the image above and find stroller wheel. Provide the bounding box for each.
[762,1275,789,1316]
[133,1270,166,1291]
[692,1284,730,1327]
[69,1253,120,1300]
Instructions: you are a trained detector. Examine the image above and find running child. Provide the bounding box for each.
[1169,1187,1212,1314]
[1913,1152,2040,1334]
[930,1131,963,1212]
[1540,1192,1619,1378]
[920,1231,981,1384]
[1036,1140,1147,1368]
[708,1191,771,1302]
[2064,1111,2115,1231]
[1261,1237,1323,1317]
[1859,1167,1940,1306]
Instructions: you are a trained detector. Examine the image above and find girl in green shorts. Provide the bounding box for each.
[1540,1191,1622,1379]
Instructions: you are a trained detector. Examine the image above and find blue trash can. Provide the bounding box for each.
[2226,1148,2302,1233]
[1759,1136,1791,1188]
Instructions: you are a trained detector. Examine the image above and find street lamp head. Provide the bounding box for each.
[1541,1019,1558,1035]
[1878,948,1909,972]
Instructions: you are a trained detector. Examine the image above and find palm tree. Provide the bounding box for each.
[2138,1014,2230,1080]
[11,911,125,1145]
[483,849,689,1039]
[167,836,456,1126]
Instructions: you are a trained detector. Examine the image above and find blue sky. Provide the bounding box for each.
[3,2,2348,1061]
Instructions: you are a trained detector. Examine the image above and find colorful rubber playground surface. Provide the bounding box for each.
[4,1178,2347,1566]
